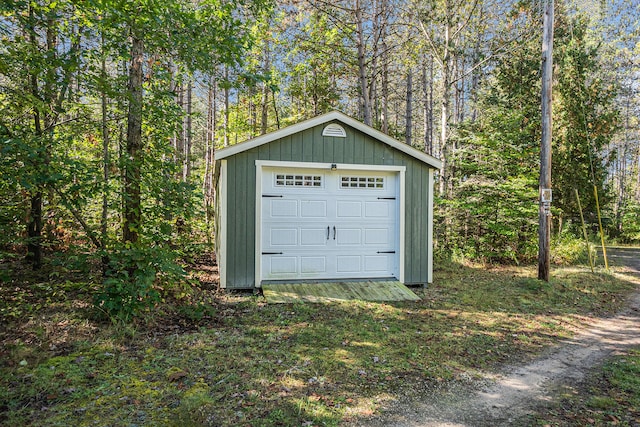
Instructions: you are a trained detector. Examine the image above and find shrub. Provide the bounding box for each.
[551,232,594,265]
[94,245,187,321]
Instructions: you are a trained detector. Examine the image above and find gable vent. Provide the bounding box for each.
[322,123,347,138]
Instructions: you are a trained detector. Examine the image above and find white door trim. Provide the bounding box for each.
[255,160,406,287]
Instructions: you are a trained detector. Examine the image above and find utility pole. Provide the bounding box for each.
[539,0,554,281]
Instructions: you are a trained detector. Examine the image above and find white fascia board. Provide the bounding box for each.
[215,111,443,170]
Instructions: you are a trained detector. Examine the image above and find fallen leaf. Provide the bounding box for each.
[168,370,188,382]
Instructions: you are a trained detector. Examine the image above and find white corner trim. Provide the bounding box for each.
[255,162,263,288]
[219,160,228,289]
[427,169,434,284]
[399,169,406,284]
[216,111,442,170]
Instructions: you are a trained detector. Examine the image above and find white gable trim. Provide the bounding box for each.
[214,111,443,170]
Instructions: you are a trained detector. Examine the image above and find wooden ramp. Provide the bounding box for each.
[262,280,420,304]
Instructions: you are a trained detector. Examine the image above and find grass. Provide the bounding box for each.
[0,260,638,426]
[526,349,640,426]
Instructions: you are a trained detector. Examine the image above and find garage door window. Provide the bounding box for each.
[275,174,323,187]
[340,176,384,189]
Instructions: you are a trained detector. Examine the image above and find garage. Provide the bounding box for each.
[213,111,442,290]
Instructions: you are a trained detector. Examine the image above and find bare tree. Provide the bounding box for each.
[405,68,413,145]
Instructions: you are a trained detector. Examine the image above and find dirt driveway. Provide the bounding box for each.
[349,247,640,427]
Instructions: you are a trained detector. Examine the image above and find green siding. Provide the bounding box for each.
[222,121,435,289]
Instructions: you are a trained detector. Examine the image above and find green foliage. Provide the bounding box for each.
[618,202,640,243]
[551,230,594,265]
[94,245,186,322]
[439,4,619,264]
[283,10,347,119]
[170,380,217,425]
[552,12,618,221]
[439,175,539,264]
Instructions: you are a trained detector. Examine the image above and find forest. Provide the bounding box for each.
[1,0,639,319]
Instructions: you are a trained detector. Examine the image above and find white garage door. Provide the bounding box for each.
[260,166,399,281]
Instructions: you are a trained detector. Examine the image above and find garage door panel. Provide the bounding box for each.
[270,228,298,246]
[364,255,390,272]
[337,256,361,273]
[301,200,327,217]
[300,228,328,246]
[270,257,297,275]
[270,199,298,217]
[336,201,362,217]
[301,257,327,274]
[364,201,391,217]
[336,228,362,245]
[364,228,392,245]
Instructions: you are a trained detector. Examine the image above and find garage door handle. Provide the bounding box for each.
[333,226,336,240]
[262,251,283,255]
[377,197,396,200]
[262,194,283,198]
[377,250,396,254]
[326,226,330,240]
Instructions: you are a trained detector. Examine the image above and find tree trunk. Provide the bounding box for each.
[455,57,466,123]
[224,65,230,147]
[636,144,640,202]
[381,41,389,134]
[27,192,43,269]
[123,34,144,245]
[174,80,184,169]
[100,31,110,267]
[183,79,192,182]
[405,69,413,146]
[261,39,270,135]
[25,5,45,270]
[261,80,269,135]
[355,0,372,126]
[248,83,256,138]
[204,75,216,225]
[439,10,452,197]
[272,88,281,129]
[440,65,450,196]
[422,55,434,155]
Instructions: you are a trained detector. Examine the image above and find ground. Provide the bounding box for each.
[1,249,639,426]
[349,247,640,427]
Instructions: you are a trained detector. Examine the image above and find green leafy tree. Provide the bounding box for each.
[0,0,87,269]
[552,13,618,226]
[441,2,618,263]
